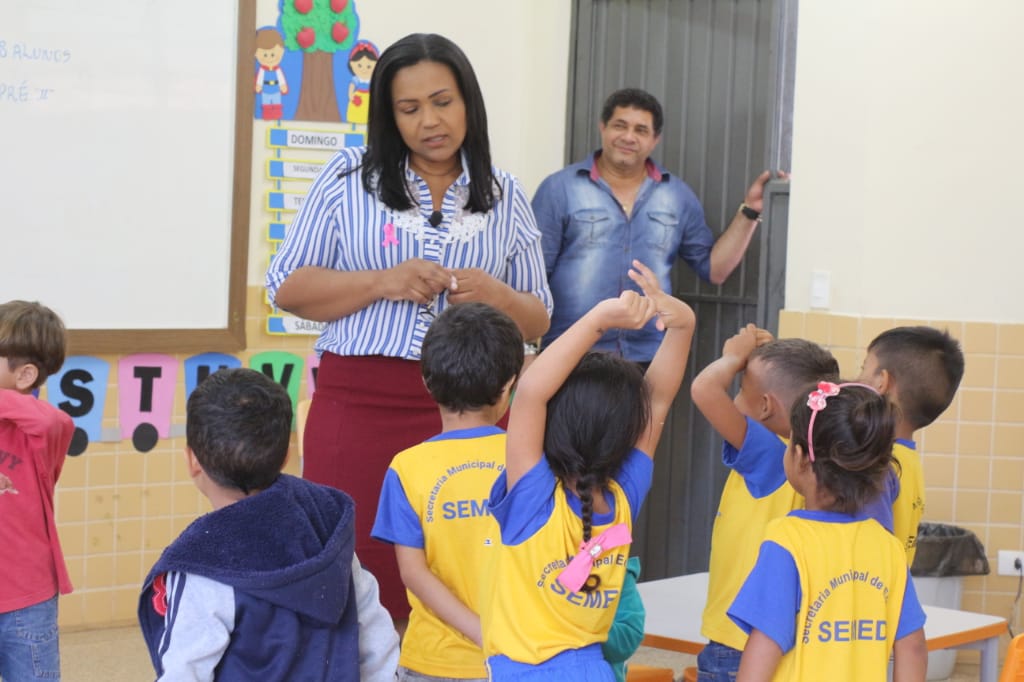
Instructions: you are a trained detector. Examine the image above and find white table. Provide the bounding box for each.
[638,573,1008,681]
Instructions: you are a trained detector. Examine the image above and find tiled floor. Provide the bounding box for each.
[60,626,986,681]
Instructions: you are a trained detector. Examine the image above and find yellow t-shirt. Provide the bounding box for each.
[701,419,802,651]
[372,425,504,678]
[728,512,921,681]
[480,450,651,666]
[891,440,925,566]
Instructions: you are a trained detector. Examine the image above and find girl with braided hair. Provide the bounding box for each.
[479,261,695,681]
[729,382,928,682]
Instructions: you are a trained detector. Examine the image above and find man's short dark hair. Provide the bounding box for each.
[868,326,964,430]
[421,303,523,413]
[186,368,291,494]
[751,338,841,409]
[600,88,664,136]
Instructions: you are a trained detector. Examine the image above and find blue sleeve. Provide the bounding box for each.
[488,460,556,545]
[728,540,801,654]
[722,418,788,498]
[615,449,654,522]
[370,469,424,548]
[673,184,714,282]
[531,172,566,278]
[859,467,900,533]
[896,569,927,640]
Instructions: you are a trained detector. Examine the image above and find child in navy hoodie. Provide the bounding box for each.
[138,368,398,681]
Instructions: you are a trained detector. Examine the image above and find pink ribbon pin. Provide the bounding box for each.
[381,223,399,247]
[557,522,632,593]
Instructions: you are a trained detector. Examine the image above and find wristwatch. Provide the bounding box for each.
[739,202,761,221]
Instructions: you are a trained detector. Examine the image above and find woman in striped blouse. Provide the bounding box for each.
[265,33,552,622]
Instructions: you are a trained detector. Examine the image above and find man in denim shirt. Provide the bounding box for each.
[533,88,781,362]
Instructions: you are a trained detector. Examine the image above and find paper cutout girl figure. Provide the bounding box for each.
[254,28,289,120]
[345,41,379,124]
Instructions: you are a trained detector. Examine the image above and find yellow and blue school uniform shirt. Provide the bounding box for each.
[728,510,926,681]
[371,425,505,678]
[480,448,652,677]
[701,417,802,651]
[892,440,924,565]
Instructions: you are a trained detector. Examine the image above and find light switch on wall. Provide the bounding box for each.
[810,271,831,309]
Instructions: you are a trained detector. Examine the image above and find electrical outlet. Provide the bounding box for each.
[997,550,1024,576]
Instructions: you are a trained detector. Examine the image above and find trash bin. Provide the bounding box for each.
[910,522,990,680]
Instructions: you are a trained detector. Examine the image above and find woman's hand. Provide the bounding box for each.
[446,268,511,307]
[384,259,456,304]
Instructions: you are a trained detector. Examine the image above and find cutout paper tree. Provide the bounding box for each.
[280,0,359,122]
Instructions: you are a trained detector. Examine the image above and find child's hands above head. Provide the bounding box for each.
[591,290,658,333]
[721,323,762,368]
[628,260,695,331]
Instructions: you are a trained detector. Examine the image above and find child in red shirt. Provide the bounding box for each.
[0,301,74,680]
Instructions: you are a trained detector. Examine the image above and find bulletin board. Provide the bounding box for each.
[0,1,255,354]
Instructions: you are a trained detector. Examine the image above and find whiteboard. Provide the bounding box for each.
[0,0,253,352]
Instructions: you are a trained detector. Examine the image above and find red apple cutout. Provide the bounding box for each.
[297,27,315,49]
[294,0,312,14]
[330,0,348,12]
[331,22,348,44]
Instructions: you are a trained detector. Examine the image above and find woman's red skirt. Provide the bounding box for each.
[302,352,441,619]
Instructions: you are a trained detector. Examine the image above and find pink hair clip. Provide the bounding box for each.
[805,381,877,462]
[556,523,632,593]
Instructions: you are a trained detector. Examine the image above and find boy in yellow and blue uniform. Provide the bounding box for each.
[857,326,964,565]
[690,325,839,680]
[728,383,927,680]
[372,302,524,681]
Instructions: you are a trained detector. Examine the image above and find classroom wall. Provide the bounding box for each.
[53,0,573,630]
[52,0,1023,657]
[785,0,1024,661]
[786,0,1024,322]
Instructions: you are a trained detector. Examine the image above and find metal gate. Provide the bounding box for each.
[566,0,797,578]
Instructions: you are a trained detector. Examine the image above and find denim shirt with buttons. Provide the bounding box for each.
[532,152,714,362]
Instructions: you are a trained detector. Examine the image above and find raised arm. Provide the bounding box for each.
[504,291,656,489]
[708,171,789,285]
[690,323,763,450]
[628,261,696,457]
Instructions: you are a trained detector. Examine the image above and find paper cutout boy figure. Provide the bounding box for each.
[346,41,378,124]
[255,28,289,120]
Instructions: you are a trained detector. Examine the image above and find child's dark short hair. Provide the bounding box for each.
[0,300,67,388]
[868,326,964,430]
[421,303,523,413]
[790,384,897,514]
[750,338,840,407]
[186,368,291,494]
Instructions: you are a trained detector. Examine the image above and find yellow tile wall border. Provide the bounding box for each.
[779,309,1024,661]
[53,285,312,629]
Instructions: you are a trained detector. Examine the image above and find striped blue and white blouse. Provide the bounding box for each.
[266,146,553,360]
